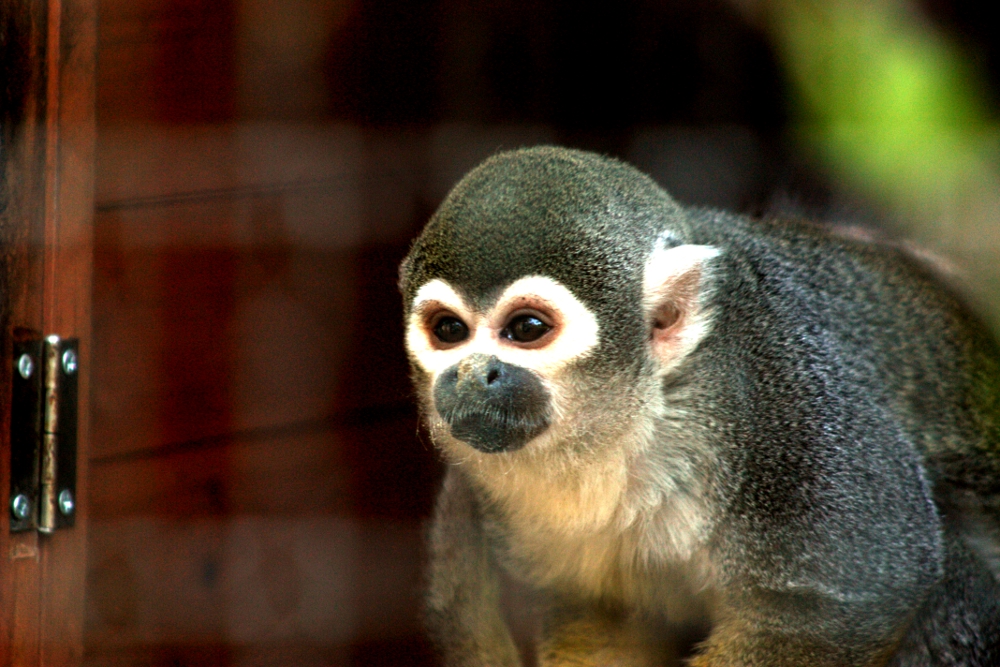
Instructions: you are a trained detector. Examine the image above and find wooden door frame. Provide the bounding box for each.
[1,0,95,664]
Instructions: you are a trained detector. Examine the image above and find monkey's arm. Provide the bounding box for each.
[688,554,925,667]
[689,409,943,666]
[426,469,521,667]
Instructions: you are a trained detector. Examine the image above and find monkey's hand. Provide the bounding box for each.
[538,601,675,667]
[426,470,521,667]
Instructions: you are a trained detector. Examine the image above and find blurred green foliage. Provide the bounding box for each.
[770,0,997,241]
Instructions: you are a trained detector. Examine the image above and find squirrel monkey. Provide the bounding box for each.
[400,147,1000,666]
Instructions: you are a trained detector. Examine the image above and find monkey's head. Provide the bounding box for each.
[400,147,718,461]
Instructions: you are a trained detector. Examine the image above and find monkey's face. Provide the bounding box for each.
[405,275,600,454]
[400,147,719,459]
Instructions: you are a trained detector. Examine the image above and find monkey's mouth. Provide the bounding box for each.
[440,407,550,453]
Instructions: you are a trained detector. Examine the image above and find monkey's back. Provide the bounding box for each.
[657,211,1000,657]
[691,209,1000,500]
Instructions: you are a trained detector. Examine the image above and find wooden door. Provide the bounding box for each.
[1,0,95,664]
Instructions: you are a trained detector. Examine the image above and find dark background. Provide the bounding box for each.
[63,0,1000,664]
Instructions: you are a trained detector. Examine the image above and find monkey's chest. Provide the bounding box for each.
[498,521,639,599]
[477,453,713,610]
[495,517,709,617]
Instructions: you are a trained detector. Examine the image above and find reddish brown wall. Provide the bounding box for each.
[87,1,440,664]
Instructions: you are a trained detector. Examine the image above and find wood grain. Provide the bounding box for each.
[40,0,97,664]
[1,0,95,664]
[0,0,48,657]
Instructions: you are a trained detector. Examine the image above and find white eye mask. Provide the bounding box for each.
[405,276,601,384]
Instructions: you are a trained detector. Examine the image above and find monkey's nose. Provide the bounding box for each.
[456,354,503,389]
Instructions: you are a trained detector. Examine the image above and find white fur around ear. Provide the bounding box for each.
[642,240,719,373]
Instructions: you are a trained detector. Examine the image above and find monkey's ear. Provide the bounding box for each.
[643,244,719,371]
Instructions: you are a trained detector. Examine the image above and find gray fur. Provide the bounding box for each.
[400,146,1000,666]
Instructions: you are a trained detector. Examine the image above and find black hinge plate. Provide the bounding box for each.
[10,339,43,532]
[9,336,78,532]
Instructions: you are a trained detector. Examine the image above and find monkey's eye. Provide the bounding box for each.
[502,314,551,343]
[432,316,470,344]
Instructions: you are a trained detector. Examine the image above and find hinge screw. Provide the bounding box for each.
[17,353,34,379]
[11,494,31,520]
[62,349,78,375]
[58,489,75,516]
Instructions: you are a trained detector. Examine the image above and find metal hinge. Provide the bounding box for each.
[9,334,79,533]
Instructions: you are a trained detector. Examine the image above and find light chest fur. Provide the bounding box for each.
[467,421,718,615]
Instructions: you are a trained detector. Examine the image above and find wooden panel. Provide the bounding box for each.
[87,2,471,663]
[88,180,439,661]
[94,123,367,206]
[97,0,236,123]
[84,518,425,650]
[88,426,354,519]
[89,413,440,519]
[91,123,437,456]
[99,0,358,124]
[92,238,367,459]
